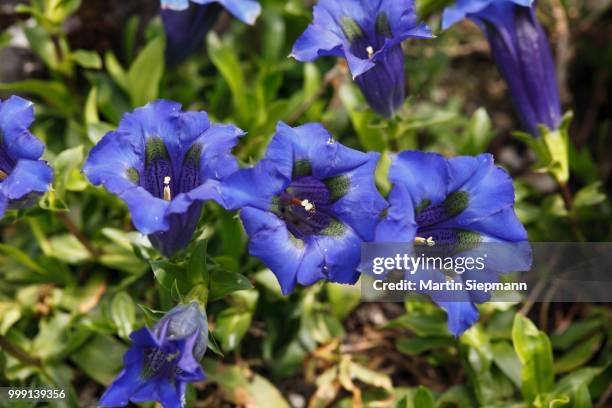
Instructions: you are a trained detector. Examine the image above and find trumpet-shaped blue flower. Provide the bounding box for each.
[291,0,432,118]
[219,122,387,294]
[443,0,561,136]
[0,96,53,219]
[84,100,244,257]
[100,302,208,408]
[161,0,261,63]
[376,151,530,336]
[161,0,260,24]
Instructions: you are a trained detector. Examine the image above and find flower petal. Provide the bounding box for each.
[449,154,515,224]
[291,24,344,61]
[375,183,417,242]
[389,151,449,207]
[331,152,387,241]
[0,96,44,161]
[0,159,52,200]
[313,222,362,284]
[99,345,146,407]
[241,207,305,294]
[437,301,480,337]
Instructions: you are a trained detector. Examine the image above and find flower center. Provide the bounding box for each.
[275,176,333,239]
[414,191,475,247]
[0,134,15,181]
[340,12,393,60]
[127,137,203,200]
[141,347,180,380]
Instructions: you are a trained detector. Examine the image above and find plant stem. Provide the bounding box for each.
[56,212,100,258]
[286,63,345,125]
[559,183,587,242]
[0,335,41,367]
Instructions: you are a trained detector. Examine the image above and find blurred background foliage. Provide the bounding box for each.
[0,0,611,406]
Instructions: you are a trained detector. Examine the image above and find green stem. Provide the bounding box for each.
[0,335,41,367]
[559,183,586,242]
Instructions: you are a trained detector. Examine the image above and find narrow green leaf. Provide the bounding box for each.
[72,49,102,69]
[126,36,165,106]
[512,314,554,401]
[209,269,253,302]
[110,292,136,340]
[413,386,435,408]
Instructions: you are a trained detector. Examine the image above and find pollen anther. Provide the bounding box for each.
[366,46,374,58]
[0,170,7,181]
[163,176,172,201]
[301,199,315,212]
[415,236,435,246]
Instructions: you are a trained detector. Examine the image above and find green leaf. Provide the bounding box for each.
[0,243,46,275]
[552,367,601,398]
[209,269,253,302]
[349,361,392,390]
[385,312,452,337]
[150,260,183,292]
[325,282,361,320]
[396,336,454,355]
[413,386,435,408]
[44,0,82,25]
[0,302,22,335]
[84,86,100,124]
[573,384,593,408]
[110,292,136,340]
[23,25,59,70]
[52,145,85,198]
[202,359,290,407]
[554,333,603,374]
[218,210,245,260]
[512,314,554,402]
[491,341,522,388]
[71,49,102,69]
[375,150,393,196]
[339,82,386,151]
[126,36,165,106]
[207,32,249,120]
[462,107,493,155]
[70,334,127,385]
[573,182,606,211]
[214,307,253,352]
[49,234,91,264]
[186,240,208,286]
[0,80,73,113]
[551,319,602,350]
[104,51,129,92]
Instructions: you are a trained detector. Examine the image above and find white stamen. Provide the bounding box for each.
[301,199,314,212]
[415,236,435,246]
[163,176,172,201]
[366,46,374,58]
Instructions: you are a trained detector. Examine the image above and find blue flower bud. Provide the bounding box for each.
[160,0,262,64]
[443,0,562,135]
[154,302,208,360]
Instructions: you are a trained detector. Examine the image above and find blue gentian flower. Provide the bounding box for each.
[443,0,561,136]
[161,0,261,64]
[0,96,53,219]
[100,302,208,408]
[291,0,433,118]
[161,0,260,24]
[376,151,531,336]
[84,100,244,257]
[219,122,387,294]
